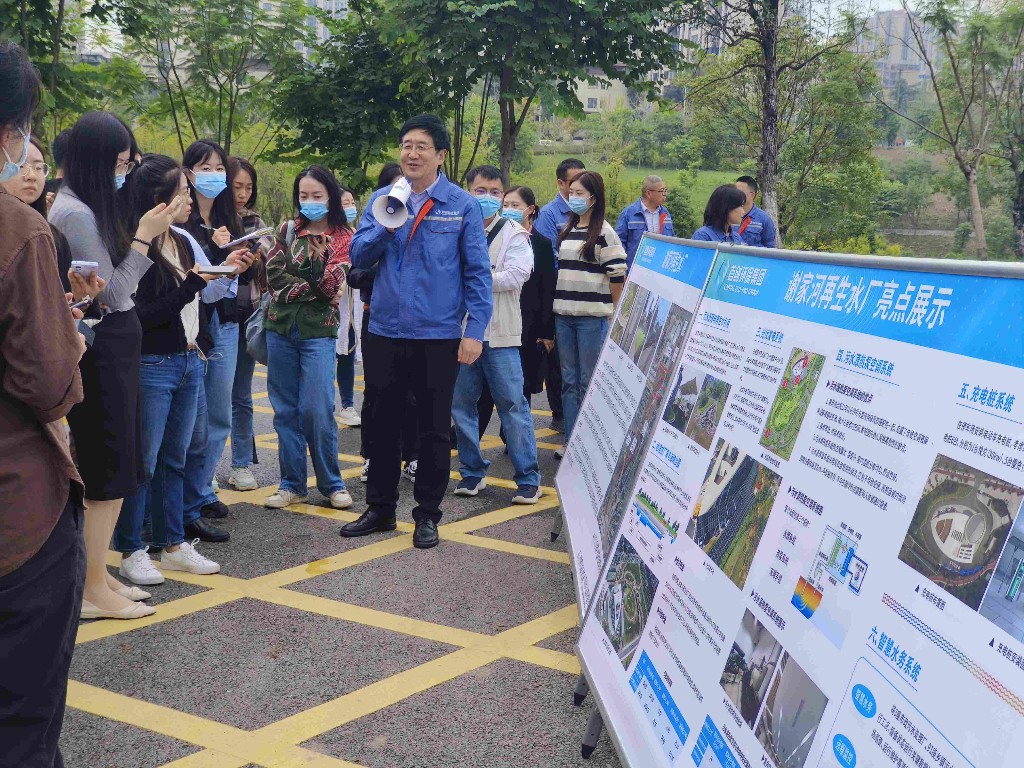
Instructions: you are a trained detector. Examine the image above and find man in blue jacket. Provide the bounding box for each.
[615,175,674,271]
[735,176,778,248]
[341,114,492,549]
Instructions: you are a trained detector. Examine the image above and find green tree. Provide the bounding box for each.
[390,0,690,180]
[991,3,1024,258]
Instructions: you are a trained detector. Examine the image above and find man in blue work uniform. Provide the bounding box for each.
[615,174,674,271]
[532,158,585,433]
[735,175,777,248]
[341,114,492,549]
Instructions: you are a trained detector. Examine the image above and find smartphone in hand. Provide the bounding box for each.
[70,261,100,278]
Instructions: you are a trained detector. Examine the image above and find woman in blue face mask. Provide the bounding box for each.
[552,171,627,456]
[335,186,361,428]
[263,165,354,511]
[179,139,245,525]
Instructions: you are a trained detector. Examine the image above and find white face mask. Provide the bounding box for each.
[0,127,30,183]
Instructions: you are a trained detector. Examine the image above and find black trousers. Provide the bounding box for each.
[546,343,563,420]
[0,494,85,768]
[359,311,418,463]
[364,333,460,523]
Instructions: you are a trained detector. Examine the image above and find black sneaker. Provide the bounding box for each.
[201,500,229,519]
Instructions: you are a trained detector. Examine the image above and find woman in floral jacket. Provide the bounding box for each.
[263,164,353,511]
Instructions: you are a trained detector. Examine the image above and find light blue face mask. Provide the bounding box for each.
[568,195,592,215]
[192,170,228,199]
[300,201,329,222]
[475,194,502,220]
[501,208,524,224]
[0,127,30,183]
[115,173,127,191]
[344,206,358,223]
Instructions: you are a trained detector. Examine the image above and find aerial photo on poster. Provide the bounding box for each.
[595,536,661,668]
[898,453,1024,612]
[662,365,701,434]
[759,348,825,461]
[682,373,731,450]
[686,439,783,590]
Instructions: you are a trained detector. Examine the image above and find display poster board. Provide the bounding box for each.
[576,246,1024,768]
[556,235,717,611]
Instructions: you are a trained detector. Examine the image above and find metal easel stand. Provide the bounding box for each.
[581,708,605,759]
[574,673,589,706]
[550,507,564,541]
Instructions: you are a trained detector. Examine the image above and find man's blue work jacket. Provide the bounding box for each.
[615,198,675,270]
[351,173,492,341]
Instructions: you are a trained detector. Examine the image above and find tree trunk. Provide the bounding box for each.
[50,0,66,101]
[757,3,781,233]
[964,165,988,259]
[499,98,516,182]
[1011,160,1024,261]
[19,0,29,55]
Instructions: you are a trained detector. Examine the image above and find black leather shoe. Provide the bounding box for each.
[340,509,397,537]
[184,518,230,543]
[413,519,439,549]
[201,500,229,519]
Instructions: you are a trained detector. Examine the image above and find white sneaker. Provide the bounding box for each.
[330,489,353,509]
[119,548,165,586]
[403,459,418,482]
[161,540,220,575]
[361,459,369,483]
[265,488,307,508]
[338,407,361,427]
[229,466,259,491]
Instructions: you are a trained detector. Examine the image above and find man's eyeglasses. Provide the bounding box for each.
[399,142,436,154]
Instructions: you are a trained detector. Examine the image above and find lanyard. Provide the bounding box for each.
[407,199,435,245]
[738,215,751,235]
[658,211,667,234]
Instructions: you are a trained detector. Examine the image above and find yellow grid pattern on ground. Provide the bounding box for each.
[71,437,574,768]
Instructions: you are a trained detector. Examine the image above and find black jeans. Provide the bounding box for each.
[360,312,418,463]
[363,333,460,523]
[0,494,85,768]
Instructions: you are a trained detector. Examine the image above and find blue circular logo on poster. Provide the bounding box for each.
[833,735,856,767]
[851,684,876,718]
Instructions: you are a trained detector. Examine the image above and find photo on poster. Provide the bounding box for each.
[686,439,783,590]
[597,304,695,556]
[633,487,682,543]
[610,282,643,348]
[898,454,1024,612]
[662,365,703,434]
[720,610,785,728]
[683,374,731,450]
[594,536,661,668]
[980,513,1024,642]
[753,652,829,768]
[759,348,826,461]
[626,293,671,375]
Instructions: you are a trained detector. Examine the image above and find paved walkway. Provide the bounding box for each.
[61,365,623,768]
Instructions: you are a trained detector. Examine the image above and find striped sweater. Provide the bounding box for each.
[553,221,627,317]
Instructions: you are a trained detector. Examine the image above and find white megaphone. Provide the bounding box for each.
[372,176,413,229]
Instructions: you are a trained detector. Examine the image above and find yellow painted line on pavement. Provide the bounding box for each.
[506,645,581,675]
[75,589,240,645]
[441,496,560,534]
[444,531,570,565]
[255,534,415,589]
[253,391,268,400]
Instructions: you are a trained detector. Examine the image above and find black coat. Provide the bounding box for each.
[519,231,556,394]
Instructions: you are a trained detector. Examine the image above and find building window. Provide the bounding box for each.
[587,98,598,110]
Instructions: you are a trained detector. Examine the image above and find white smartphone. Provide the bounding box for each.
[197,264,239,276]
[70,260,100,278]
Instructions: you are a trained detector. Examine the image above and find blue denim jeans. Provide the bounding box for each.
[452,344,540,487]
[267,325,345,496]
[231,320,258,468]
[114,351,203,552]
[183,312,238,519]
[336,324,356,409]
[555,314,609,441]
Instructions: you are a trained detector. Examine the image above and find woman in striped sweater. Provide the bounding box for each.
[553,171,627,453]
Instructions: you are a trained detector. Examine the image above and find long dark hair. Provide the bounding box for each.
[557,171,606,263]
[63,111,132,265]
[293,164,348,231]
[0,42,40,134]
[505,185,538,226]
[183,138,241,238]
[127,154,195,295]
[703,184,747,233]
[229,156,258,210]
